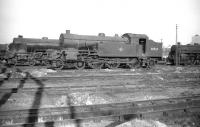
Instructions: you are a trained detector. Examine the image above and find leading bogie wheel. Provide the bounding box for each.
[54,59,64,70]
[127,59,140,68]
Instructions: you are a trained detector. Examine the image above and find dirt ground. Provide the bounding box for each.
[0,65,200,127]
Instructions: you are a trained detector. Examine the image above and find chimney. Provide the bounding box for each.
[42,37,48,39]
[114,34,119,37]
[98,33,105,37]
[18,35,23,38]
[66,30,70,34]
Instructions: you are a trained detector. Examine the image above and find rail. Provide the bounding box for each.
[1,95,200,127]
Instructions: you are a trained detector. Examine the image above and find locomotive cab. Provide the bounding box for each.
[139,38,146,55]
[122,33,148,57]
[122,33,162,66]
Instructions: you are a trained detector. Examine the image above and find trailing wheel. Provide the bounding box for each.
[75,61,85,70]
[127,58,140,68]
[106,62,120,69]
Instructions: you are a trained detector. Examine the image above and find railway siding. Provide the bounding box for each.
[0,66,200,126]
[1,96,200,126]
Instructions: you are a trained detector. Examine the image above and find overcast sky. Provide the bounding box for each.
[0,0,200,47]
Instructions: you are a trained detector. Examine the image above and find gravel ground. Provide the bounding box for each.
[0,65,200,127]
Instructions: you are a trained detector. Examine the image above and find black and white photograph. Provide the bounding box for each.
[0,0,200,127]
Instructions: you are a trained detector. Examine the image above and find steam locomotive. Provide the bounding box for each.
[0,44,8,63]
[1,30,163,69]
[58,30,162,69]
[6,36,60,66]
[168,43,200,65]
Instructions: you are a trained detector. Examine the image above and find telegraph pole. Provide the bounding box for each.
[176,24,179,66]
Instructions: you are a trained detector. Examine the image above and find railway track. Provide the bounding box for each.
[0,71,199,94]
[0,69,200,80]
[0,78,199,94]
[0,69,199,86]
[1,95,200,127]
[1,67,200,126]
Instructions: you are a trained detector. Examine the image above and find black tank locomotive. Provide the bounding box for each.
[168,43,200,65]
[58,30,162,69]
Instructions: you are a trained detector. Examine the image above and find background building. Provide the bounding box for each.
[191,35,200,44]
[162,47,170,58]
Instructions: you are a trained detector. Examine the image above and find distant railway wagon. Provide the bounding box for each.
[168,43,200,65]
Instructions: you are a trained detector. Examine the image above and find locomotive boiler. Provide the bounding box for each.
[59,30,162,69]
[59,30,127,50]
[168,43,200,65]
[9,36,60,52]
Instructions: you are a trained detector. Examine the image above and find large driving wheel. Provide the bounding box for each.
[74,61,85,70]
[106,62,120,69]
[88,61,104,69]
[53,59,64,70]
[127,58,140,68]
[28,59,36,66]
[43,60,51,67]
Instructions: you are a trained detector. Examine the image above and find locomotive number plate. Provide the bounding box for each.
[151,47,158,51]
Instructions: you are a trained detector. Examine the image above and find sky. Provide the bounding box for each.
[0,0,200,47]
